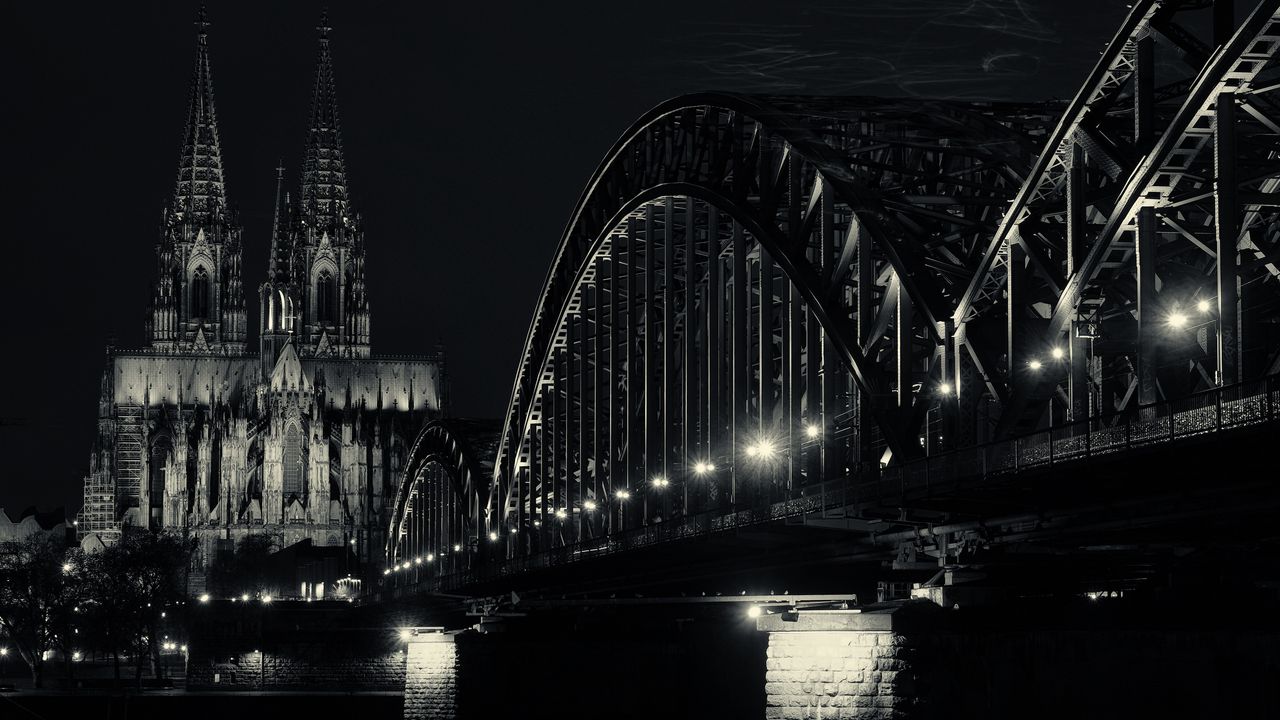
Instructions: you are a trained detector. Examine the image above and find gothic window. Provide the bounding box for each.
[316,270,336,324]
[283,423,305,499]
[209,434,221,510]
[149,435,172,509]
[191,266,211,319]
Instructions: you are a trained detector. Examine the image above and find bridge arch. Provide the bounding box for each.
[383,0,1280,581]
[386,419,499,568]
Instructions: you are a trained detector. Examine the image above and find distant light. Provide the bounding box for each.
[0,648,7,656]
[402,562,412,570]
[161,611,166,618]
[383,569,391,576]
[198,594,210,604]
[938,382,953,395]
[747,606,763,619]
[72,520,78,526]
[616,489,631,500]
[1197,299,1211,313]
[693,461,715,475]
[398,629,413,642]
[804,424,821,439]
[415,557,423,565]
[1050,347,1065,360]
[1167,312,1189,329]
[583,500,598,511]
[240,594,249,602]
[62,562,73,574]
[555,508,568,520]
[745,445,759,458]
[489,531,499,541]
[261,595,272,604]
[427,553,435,562]
[180,645,188,653]
[1028,359,1043,371]
[349,538,356,545]
[72,651,82,662]
[453,544,461,552]
[651,475,669,488]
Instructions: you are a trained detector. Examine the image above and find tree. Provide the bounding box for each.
[207,532,282,597]
[0,533,78,688]
[77,529,192,685]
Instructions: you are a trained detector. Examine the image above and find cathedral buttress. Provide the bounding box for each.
[146,8,246,355]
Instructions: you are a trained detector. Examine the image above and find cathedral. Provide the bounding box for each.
[77,12,444,591]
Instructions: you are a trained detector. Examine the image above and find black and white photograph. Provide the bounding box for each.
[3,1,1280,717]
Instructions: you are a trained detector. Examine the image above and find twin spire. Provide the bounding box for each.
[302,10,350,224]
[172,7,351,228]
[172,6,225,221]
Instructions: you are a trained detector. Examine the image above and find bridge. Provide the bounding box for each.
[376,4,1280,714]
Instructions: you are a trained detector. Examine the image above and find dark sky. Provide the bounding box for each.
[2,0,1130,514]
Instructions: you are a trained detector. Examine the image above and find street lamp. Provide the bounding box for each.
[1051,347,1065,360]
[937,382,953,396]
[693,461,715,475]
[804,424,821,439]
[1167,311,1189,329]
[584,499,598,511]
[1196,299,1211,313]
[1028,359,1043,371]
[615,489,631,500]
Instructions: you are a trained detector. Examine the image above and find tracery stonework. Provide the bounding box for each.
[77,13,443,589]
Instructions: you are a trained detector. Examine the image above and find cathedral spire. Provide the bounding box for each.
[301,10,349,224]
[173,5,227,222]
[268,162,291,282]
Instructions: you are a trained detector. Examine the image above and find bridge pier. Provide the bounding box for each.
[756,598,1280,720]
[403,632,459,720]
[758,610,909,719]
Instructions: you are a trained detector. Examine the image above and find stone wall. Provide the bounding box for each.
[760,603,1280,719]
[403,636,459,720]
[187,635,405,690]
[765,629,905,719]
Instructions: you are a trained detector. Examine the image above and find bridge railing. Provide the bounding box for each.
[380,375,1277,597]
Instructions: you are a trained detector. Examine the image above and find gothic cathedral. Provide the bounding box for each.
[78,12,443,593]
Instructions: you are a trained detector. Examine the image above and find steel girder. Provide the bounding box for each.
[957,0,1280,434]
[386,418,498,565]
[384,0,1280,573]
[480,93,1055,559]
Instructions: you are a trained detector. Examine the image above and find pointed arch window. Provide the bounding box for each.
[191,266,211,320]
[316,270,336,324]
[283,423,305,499]
[149,435,172,509]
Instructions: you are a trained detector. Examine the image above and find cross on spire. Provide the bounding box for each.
[195,5,210,36]
[317,9,331,40]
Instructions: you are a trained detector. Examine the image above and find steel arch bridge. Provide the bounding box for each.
[386,0,1280,587]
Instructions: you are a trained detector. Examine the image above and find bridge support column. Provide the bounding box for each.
[758,609,917,719]
[403,632,459,720]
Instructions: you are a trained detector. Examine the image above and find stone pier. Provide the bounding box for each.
[403,632,459,719]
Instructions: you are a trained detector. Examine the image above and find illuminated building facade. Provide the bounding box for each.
[77,12,444,588]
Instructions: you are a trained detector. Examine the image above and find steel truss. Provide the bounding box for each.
[387,0,1280,575]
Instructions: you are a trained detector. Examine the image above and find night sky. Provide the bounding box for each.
[2,1,1131,515]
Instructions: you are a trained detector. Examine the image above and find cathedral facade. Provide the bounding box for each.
[77,14,443,591]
